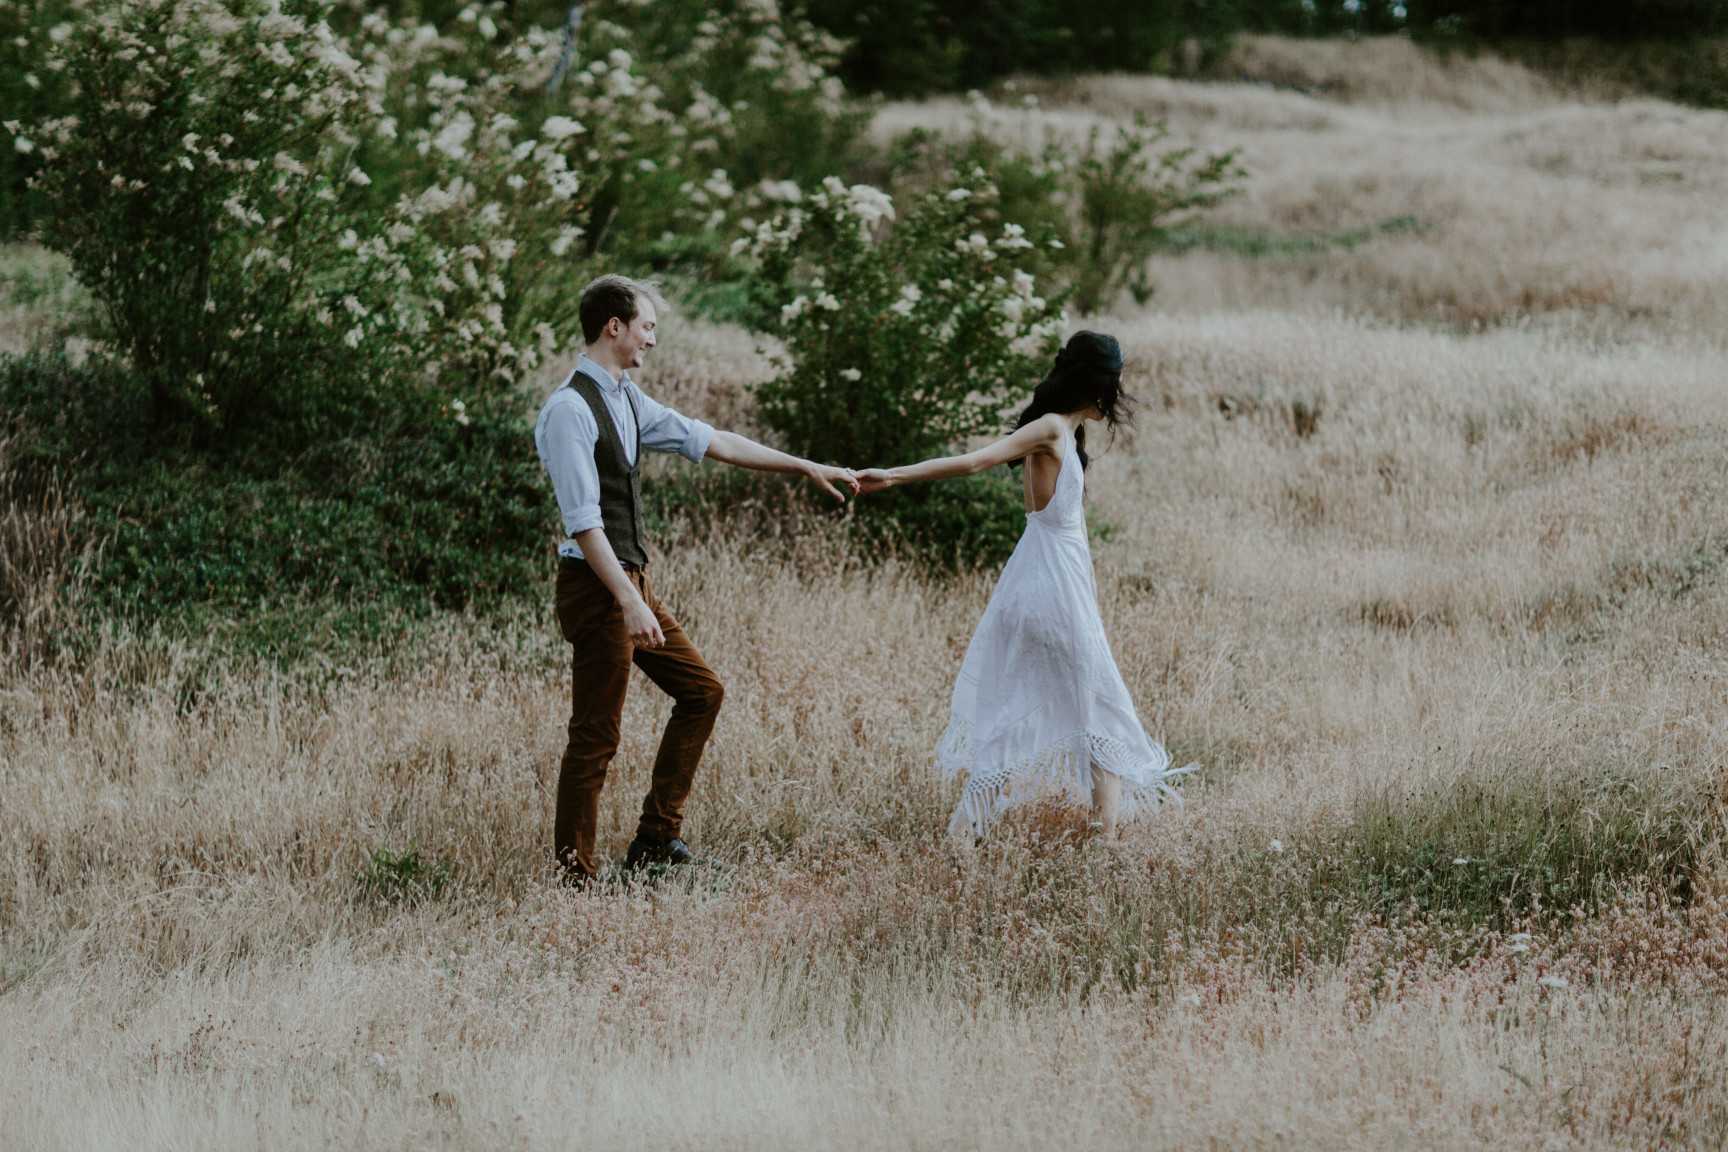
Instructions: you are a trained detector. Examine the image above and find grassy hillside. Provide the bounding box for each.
[5,40,1728,1150]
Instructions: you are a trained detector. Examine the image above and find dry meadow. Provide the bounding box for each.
[5,37,1728,1150]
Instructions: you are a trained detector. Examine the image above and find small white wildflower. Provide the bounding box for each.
[608,48,632,68]
[1269,840,1284,854]
[1452,857,1469,865]
[780,295,809,323]
[937,279,954,291]
[541,116,584,141]
[638,158,657,173]
[13,137,33,154]
[946,187,971,201]
[341,295,368,319]
[178,156,194,170]
[814,292,841,311]
[839,368,861,381]
[203,299,216,313]
[343,325,364,348]
[181,133,200,151]
[845,183,894,226]
[49,22,72,41]
[704,169,733,199]
[1048,238,1065,250]
[347,168,371,186]
[550,225,582,257]
[432,112,475,159]
[548,171,580,200]
[759,179,801,203]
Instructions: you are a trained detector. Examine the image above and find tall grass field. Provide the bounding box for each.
[4,37,1728,1150]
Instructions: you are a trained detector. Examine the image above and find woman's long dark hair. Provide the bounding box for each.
[1009,330,1132,470]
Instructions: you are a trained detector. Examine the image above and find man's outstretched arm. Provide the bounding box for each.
[704,430,859,501]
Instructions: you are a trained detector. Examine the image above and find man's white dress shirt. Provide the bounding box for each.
[534,354,715,561]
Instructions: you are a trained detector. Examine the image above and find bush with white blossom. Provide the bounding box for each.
[744,173,1063,470]
[4,0,863,442]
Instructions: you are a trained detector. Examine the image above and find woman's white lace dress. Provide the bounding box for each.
[936,433,1192,837]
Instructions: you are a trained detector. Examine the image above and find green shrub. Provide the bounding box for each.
[736,172,1061,567]
[0,349,550,626]
[879,111,1242,316]
[12,0,415,439]
[850,469,1028,570]
[1065,113,1242,314]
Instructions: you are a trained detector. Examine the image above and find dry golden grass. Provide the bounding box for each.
[886,39,1728,341]
[6,40,1728,1150]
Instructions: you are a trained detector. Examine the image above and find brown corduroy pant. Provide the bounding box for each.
[554,558,724,879]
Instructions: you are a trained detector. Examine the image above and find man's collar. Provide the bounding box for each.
[576,353,629,390]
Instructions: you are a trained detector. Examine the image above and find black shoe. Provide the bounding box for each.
[625,835,699,870]
[625,832,711,870]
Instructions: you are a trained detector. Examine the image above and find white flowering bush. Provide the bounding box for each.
[746,174,1062,469]
[9,0,422,433]
[0,0,77,234]
[734,172,1063,568]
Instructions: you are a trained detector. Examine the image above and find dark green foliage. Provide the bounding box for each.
[802,0,1255,96]
[355,840,454,905]
[1407,0,1728,40]
[801,0,1728,111]
[850,468,1027,571]
[742,175,1059,570]
[0,0,77,238]
[0,350,553,626]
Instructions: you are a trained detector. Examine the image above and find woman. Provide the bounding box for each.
[858,331,1193,839]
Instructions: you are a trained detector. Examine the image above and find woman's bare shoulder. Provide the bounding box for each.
[1026,412,1068,450]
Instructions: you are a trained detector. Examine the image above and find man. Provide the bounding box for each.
[534,274,857,883]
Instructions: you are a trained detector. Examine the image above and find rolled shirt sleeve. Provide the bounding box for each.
[628,380,714,463]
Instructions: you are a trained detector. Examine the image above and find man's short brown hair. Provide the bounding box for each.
[579,274,667,344]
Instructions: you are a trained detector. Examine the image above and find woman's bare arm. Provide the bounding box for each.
[856,416,1064,493]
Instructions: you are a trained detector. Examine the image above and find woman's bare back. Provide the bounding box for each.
[1019,415,1069,513]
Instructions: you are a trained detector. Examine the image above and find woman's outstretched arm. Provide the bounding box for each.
[857,415,1064,493]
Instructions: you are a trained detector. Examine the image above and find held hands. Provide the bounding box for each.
[856,468,893,495]
[805,462,861,502]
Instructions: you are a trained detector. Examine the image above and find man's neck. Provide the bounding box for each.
[582,345,628,383]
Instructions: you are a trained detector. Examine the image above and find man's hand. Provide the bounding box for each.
[622,595,666,649]
[806,462,860,502]
[856,468,893,495]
